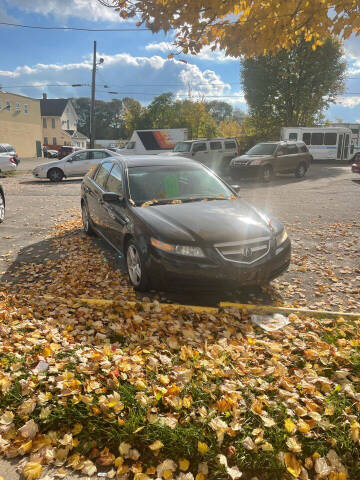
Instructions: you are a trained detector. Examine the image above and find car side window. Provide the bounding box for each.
[105,164,124,195]
[93,162,113,189]
[224,141,236,150]
[287,144,299,154]
[71,152,89,161]
[192,143,207,153]
[210,141,222,151]
[276,146,287,156]
[300,145,308,153]
[91,151,109,160]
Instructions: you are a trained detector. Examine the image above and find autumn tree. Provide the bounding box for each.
[241,37,346,139]
[98,0,360,57]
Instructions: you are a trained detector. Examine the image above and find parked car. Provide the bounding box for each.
[58,145,82,160]
[351,152,360,174]
[33,149,119,182]
[164,137,239,175]
[0,184,5,223]
[0,143,20,165]
[46,149,58,159]
[230,141,312,182]
[0,155,17,173]
[81,156,291,291]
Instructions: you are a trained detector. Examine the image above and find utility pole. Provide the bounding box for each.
[90,41,97,149]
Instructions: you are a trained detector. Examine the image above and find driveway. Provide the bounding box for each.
[1,162,359,310]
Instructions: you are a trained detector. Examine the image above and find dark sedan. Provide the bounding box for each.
[81,156,291,291]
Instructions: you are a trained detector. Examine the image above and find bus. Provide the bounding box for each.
[280,126,360,161]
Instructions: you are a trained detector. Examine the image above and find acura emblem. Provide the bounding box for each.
[243,247,252,258]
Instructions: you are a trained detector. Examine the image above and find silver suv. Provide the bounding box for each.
[230,141,312,182]
[165,138,239,175]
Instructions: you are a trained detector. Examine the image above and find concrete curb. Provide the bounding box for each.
[35,295,360,320]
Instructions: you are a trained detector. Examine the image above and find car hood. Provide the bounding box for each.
[133,199,272,245]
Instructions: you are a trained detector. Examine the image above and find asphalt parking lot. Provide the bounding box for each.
[0,159,359,310]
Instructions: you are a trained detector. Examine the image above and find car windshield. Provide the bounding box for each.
[246,143,277,155]
[128,165,234,206]
[174,142,192,153]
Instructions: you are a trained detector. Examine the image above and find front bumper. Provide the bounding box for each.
[32,170,47,179]
[230,164,264,178]
[146,239,291,289]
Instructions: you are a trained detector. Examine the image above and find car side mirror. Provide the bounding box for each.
[102,192,123,203]
[232,185,241,195]
[67,158,74,162]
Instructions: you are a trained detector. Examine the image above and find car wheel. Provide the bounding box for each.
[48,168,64,182]
[295,163,307,178]
[262,165,273,183]
[81,202,95,236]
[126,240,150,291]
[0,193,5,223]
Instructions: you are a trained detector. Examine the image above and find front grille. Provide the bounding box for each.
[215,236,270,264]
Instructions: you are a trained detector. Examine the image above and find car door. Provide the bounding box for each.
[284,144,300,171]
[86,161,113,233]
[102,163,129,248]
[192,142,209,166]
[209,141,223,171]
[274,145,287,173]
[63,151,91,177]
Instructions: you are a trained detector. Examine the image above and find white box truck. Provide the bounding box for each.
[117,129,188,155]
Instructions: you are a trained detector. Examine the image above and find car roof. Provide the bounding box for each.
[112,155,198,168]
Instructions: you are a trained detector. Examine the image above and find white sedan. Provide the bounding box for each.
[32,149,119,182]
[0,155,17,173]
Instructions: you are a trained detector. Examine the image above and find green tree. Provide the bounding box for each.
[241,37,346,139]
[205,101,233,123]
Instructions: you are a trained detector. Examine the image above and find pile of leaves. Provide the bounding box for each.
[1,220,360,480]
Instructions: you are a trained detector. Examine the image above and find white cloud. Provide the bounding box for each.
[4,0,126,23]
[146,41,237,63]
[337,96,360,108]
[0,51,246,107]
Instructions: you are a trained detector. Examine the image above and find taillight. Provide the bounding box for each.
[10,157,16,165]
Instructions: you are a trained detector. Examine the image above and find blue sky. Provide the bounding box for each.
[0,0,360,123]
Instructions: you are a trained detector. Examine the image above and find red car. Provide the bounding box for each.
[351,152,360,174]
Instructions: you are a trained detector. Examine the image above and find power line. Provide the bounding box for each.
[0,21,154,32]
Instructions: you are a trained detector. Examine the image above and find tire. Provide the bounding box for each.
[126,239,150,291]
[262,165,273,183]
[81,202,95,236]
[0,193,5,223]
[295,163,307,178]
[48,168,64,182]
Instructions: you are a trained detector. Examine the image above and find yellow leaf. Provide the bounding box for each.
[198,441,209,454]
[298,420,310,434]
[196,474,206,480]
[149,440,164,451]
[285,418,297,434]
[72,423,83,435]
[179,458,190,471]
[22,462,43,480]
[284,453,302,478]
[163,470,173,480]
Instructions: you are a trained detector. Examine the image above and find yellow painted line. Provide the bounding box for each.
[16,294,360,320]
[220,302,360,320]
[40,295,219,314]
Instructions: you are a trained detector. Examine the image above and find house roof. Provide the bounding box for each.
[66,130,89,140]
[40,99,69,117]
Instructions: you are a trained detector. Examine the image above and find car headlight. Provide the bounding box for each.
[250,159,263,165]
[276,228,288,247]
[151,238,205,257]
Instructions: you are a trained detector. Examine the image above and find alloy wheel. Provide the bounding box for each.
[127,245,142,287]
[0,195,4,223]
